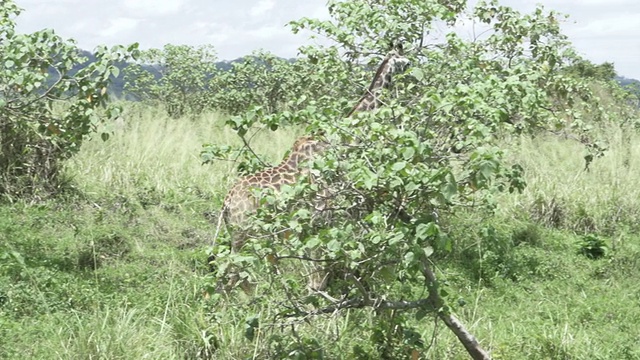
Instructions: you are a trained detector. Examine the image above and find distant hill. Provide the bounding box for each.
[616,76,640,87]
[617,76,640,106]
[616,76,640,92]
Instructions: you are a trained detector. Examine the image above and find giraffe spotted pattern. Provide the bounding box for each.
[222,136,328,250]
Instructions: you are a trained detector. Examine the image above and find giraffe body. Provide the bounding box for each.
[222,136,327,250]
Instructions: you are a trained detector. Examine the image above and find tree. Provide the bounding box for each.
[123,44,217,118]
[209,51,296,116]
[205,0,635,357]
[0,1,137,199]
[565,60,616,81]
[201,47,364,176]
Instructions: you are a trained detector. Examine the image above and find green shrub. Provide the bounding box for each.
[0,1,137,199]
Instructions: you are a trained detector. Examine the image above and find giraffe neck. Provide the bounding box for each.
[346,58,392,117]
[284,152,307,168]
[283,139,325,169]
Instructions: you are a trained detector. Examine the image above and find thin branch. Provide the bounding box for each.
[418,21,426,50]
[238,134,269,168]
[281,295,436,319]
[7,61,64,110]
[347,273,369,298]
[273,254,334,263]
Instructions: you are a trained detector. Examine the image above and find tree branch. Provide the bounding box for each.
[281,294,436,319]
[421,261,491,360]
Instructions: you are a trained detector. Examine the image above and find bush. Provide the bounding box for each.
[0,1,137,199]
[578,234,607,259]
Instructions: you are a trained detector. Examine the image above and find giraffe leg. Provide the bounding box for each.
[210,224,256,294]
[308,264,330,291]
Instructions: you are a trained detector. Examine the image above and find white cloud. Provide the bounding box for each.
[250,0,276,17]
[309,4,330,20]
[248,25,287,40]
[572,14,640,38]
[101,17,139,38]
[197,22,233,45]
[122,0,185,17]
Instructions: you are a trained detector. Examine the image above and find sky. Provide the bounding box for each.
[13,0,640,79]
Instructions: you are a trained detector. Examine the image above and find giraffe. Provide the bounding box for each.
[213,44,410,292]
[213,135,329,292]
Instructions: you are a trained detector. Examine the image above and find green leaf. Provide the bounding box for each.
[423,246,434,257]
[370,234,382,244]
[479,160,496,180]
[441,173,457,202]
[410,68,425,82]
[379,266,395,282]
[306,236,321,249]
[439,288,449,298]
[294,208,311,219]
[327,239,341,252]
[10,251,25,266]
[405,181,419,192]
[416,223,439,241]
[244,315,259,341]
[402,146,415,160]
[391,161,407,172]
[415,308,428,321]
[388,232,405,245]
[288,219,300,231]
[404,251,415,264]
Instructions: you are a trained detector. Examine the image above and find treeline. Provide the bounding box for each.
[120,45,323,118]
[69,45,640,111]
[617,76,640,105]
[72,49,295,100]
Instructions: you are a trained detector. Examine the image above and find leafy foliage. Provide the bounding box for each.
[201,47,362,174]
[3,104,640,358]
[124,45,350,124]
[566,60,616,81]
[123,44,217,118]
[0,1,137,198]
[211,51,301,116]
[577,234,607,259]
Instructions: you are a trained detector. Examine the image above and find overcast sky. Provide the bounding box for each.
[14,0,640,79]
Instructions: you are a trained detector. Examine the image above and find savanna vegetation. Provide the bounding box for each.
[2,0,640,359]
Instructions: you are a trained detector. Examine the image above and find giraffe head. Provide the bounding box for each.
[379,42,411,88]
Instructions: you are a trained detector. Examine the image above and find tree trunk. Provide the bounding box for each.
[421,262,491,360]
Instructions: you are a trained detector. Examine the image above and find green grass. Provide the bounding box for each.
[1,104,640,359]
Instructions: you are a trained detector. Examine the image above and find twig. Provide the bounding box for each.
[281,295,435,319]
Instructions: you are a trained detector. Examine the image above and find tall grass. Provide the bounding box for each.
[65,103,302,204]
[498,125,640,235]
